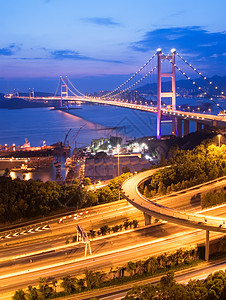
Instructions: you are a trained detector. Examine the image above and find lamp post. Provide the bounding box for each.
[117,144,120,201]
[218,134,222,147]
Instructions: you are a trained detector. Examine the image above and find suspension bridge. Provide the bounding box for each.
[5,48,226,139]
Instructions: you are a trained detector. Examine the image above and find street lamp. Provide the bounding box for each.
[218,134,222,147]
[117,144,120,201]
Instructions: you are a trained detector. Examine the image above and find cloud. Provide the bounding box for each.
[131,26,226,59]
[50,49,123,63]
[51,50,88,60]
[82,17,120,26]
[16,57,46,60]
[0,43,20,56]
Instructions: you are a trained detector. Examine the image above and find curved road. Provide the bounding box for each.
[122,169,226,233]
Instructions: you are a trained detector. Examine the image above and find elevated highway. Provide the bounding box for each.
[122,168,226,260]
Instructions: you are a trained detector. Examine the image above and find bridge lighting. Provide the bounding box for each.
[157,48,162,53]
[171,48,176,53]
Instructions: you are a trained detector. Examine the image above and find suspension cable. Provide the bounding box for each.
[61,78,82,98]
[111,66,157,99]
[54,78,60,96]
[103,53,156,98]
[177,52,225,99]
[165,57,224,111]
[67,77,86,97]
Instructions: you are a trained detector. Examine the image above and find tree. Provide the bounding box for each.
[85,270,103,289]
[83,177,91,186]
[13,289,26,300]
[89,229,96,239]
[3,168,11,177]
[126,261,136,277]
[38,277,53,299]
[25,286,38,300]
[61,276,76,294]
[157,181,166,195]
[51,279,57,294]
[100,225,109,236]
[112,225,120,233]
[123,219,130,230]
[132,219,138,228]
[143,186,149,198]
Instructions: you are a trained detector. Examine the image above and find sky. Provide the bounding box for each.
[0,0,226,93]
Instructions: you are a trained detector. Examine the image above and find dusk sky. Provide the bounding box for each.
[1,0,226,93]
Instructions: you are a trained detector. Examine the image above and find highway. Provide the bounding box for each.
[0,204,225,296]
[75,259,226,300]
[0,172,225,298]
[122,170,226,232]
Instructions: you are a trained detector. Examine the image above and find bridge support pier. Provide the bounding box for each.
[184,119,190,136]
[205,230,210,261]
[172,117,177,136]
[177,118,183,137]
[204,124,210,130]
[144,213,152,225]
[196,122,202,131]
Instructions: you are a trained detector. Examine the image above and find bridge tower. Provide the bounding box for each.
[157,49,176,139]
[29,88,35,100]
[60,76,69,108]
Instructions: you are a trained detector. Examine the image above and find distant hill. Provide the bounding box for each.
[137,75,226,97]
[0,93,50,109]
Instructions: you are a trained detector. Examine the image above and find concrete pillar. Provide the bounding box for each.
[205,230,210,261]
[144,213,152,225]
[196,122,202,131]
[176,118,182,137]
[172,117,177,136]
[184,119,190,136]
[212,120,217,127]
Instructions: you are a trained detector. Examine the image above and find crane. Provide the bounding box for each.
[70,124,86,153]
[64,128,72,146]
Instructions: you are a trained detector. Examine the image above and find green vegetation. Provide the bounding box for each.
[0,173,130,224]
[201,190,226,209]
[140,144,226,197]
[12,235,226,299]
[12,247,200,299]
[123,270,226,300]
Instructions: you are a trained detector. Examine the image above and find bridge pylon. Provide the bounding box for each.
[157,48,176,139]
[60,76,69,108]
[29,88,35,100]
